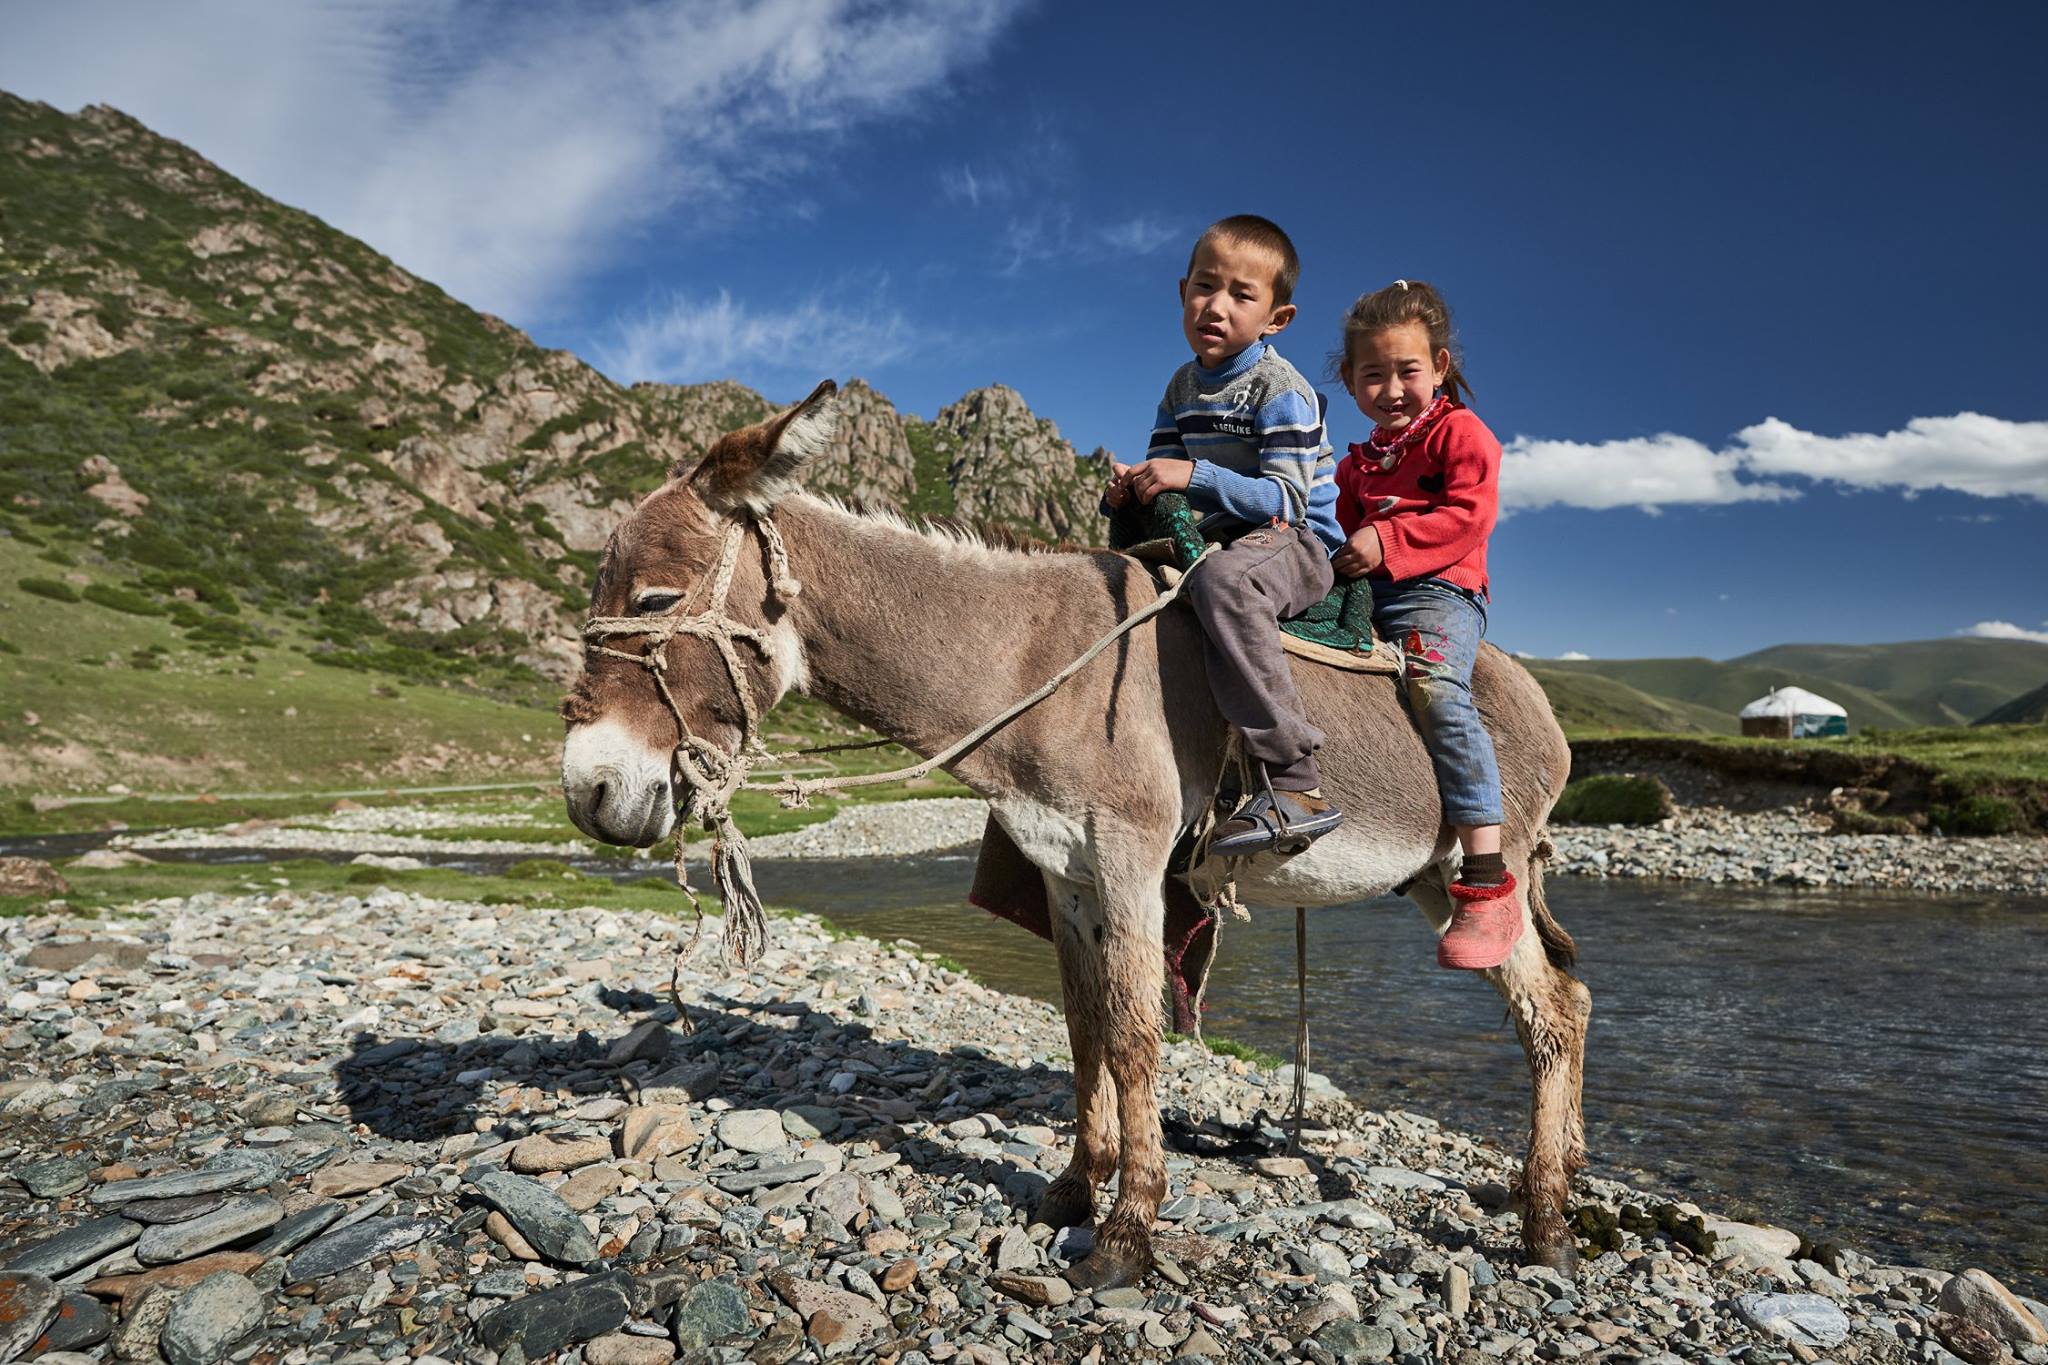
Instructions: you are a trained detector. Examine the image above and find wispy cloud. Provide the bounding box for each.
[1557,650,1592,660]
[1501,412,2048,513]
[598,287,914,389]
[940,163,1013,207]
[997,207,1182,275]
[1961,620,2048,645]
[0,0,1026,319]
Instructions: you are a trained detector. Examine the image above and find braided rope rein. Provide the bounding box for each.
[582,511,1218,980]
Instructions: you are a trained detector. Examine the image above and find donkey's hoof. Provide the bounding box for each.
[1031,1183,1095,1233]
[1524,1241,1581,1279]
[1062,1242,1151,1292]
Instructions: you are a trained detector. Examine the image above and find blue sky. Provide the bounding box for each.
[5,1,2046,660]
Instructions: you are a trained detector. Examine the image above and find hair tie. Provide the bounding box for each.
[1394,279,1410,290]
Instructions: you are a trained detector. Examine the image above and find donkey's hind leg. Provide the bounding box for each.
[1410,863,1590,1274]
[1034,870,1120,1233]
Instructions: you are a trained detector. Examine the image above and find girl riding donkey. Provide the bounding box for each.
[1333,279,1522,969]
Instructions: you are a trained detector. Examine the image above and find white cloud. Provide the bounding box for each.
[940,164,1013,207]
[1557,650,1592,660]
[1737,413,2048,501]
[598,287,913,388]
[1499,412,2048,512]
[1501,433,1797,513]
[0,0,1024,319]
[1961,621,2048,645]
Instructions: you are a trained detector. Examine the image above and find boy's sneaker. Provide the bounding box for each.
[1209,789,1344,858]
[1437,872,1525,970]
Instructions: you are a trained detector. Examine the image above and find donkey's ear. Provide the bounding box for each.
[688,379,839,513]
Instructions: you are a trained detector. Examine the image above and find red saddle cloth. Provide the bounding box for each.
[966,815,1221,1037]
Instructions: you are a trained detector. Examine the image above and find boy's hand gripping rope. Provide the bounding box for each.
[581,511,1218,981]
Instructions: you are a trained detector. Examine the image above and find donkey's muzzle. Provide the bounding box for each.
[561,721,677,847]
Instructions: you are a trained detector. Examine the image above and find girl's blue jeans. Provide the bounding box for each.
[1369,576,1504,828]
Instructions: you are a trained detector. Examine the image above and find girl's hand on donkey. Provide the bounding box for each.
[1332,524,1385,577]
[1104,463,1133,509]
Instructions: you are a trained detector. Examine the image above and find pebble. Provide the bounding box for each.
[469,1170,599,1264]
[0,1273,62,1360]
[283,1217,434,1284]
[16,1156,91,1198]
[158,1270,264,1365]
[134,1195,282,1263]
[477,1272,630,1359]
[1735,1291,1852,1347]
[3,1216,143,1276]
[2,883,2036,1364]
[35,1290,113,1353]
[715,1108,788,1154]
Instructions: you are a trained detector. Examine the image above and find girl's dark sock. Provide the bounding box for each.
[1460,851,1507,886]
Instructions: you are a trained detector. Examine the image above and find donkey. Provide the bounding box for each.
[559,382,1591,1289]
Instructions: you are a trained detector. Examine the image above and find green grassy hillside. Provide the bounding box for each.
[1534,655,1930,732]
[1734,639,2048,725]
[1977,680,2048,726]
[1519,661,1733,737]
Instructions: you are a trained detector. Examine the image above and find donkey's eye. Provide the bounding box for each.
[633,590,683,614]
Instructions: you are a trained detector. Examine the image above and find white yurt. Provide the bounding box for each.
[1739,685,1848,739]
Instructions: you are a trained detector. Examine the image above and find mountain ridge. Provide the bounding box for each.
[0,93,1105,688]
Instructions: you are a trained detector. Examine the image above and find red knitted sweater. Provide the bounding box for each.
[1334,405,1501,595]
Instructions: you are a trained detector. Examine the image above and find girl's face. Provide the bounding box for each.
[1343,320,1450,432]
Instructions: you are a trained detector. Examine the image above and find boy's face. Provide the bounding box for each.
[1342,320,1449,432]
[1179,236,1295,368]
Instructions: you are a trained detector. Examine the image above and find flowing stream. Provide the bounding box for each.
[747,855,2048,1286]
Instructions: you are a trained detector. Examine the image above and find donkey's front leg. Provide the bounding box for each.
[1034,872,1120,1234]
[1060,837,1171,1292]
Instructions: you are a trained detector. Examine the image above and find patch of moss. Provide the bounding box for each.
[16,576,80,603]
[1929,795,2023,837]
[1551,773,1675,826]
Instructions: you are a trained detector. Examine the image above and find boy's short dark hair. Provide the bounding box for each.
[1188,214,1300,307]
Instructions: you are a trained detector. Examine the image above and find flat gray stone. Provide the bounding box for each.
[39,1290,113,1352]
[90,1168,252,1206]
[119,1194,229,1225]
[16,1156,92,1198]
[478,1271,630,1358]
[715,1109,786,1154]
[159,1270,263,1365]
[710,1160,825,1194]
[246,1201,345,1258]
[136,1196,282,1264]
[1314,1318,1396,1362]
[284,1217,436,1285]
[1736,1292,1851,1348]
[0,1272,63,1361]
[469,1170,599,1265]
[673,1278,751,1351]
[3,1217,143,1277]
[1360,1165,1447,1192]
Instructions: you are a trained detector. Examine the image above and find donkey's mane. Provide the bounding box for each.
[799,492,1093,564]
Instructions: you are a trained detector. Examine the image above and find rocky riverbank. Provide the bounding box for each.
[1544,805,2048,895]
[5,888,2045,1364]
[101,789,2048,897]
[107,799,990,864]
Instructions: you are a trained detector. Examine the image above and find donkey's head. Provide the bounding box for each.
[559,380,838,845]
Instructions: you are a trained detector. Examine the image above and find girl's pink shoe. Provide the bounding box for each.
[1438,871,1525,970]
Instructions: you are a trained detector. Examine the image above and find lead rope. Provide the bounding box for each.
[583,515,1221,982]
[1288,904,1310,1156]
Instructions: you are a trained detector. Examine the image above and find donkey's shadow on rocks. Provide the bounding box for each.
[332,984,1378,1224]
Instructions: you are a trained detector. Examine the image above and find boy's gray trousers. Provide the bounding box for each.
[1182,522,1335,792]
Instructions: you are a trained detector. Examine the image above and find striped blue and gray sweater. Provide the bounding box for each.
[1145,341,1342,553]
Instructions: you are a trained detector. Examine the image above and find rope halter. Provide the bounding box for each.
[580,509,801,968]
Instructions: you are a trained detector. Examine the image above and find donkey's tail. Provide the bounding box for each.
[1526,836,1578,970]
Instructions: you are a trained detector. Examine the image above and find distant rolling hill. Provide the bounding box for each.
[1976,679,2048,726]
[1527,638,2048,737]
[1733,639,2048,726]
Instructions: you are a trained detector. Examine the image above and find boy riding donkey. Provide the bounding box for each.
[1105,215,1348,857]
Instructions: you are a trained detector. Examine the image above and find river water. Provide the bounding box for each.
[16,835,2043,1284]
[746,855,2047,1285]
